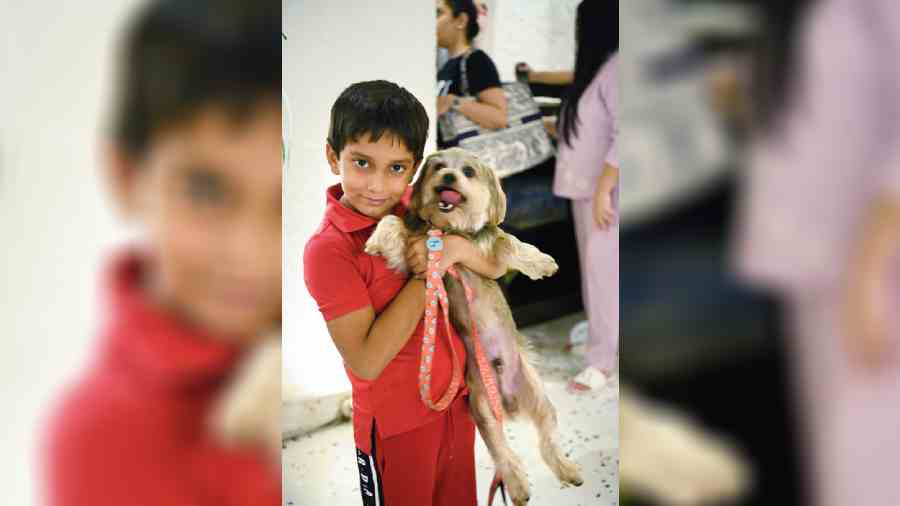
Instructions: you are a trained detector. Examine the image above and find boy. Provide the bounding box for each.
[303,80,507,506]
[41,1,282,505]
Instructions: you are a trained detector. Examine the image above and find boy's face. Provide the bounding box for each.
[326,132,418,219]
[110,102,282,343]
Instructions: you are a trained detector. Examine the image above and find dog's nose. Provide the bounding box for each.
[442,173,457,185]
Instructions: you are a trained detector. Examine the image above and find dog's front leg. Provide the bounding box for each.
[496,233,559,281]
[469,389,531,505]
[363,215,409,273]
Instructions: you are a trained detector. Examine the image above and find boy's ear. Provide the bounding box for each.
[101,141,143,220]
[325,142,340,176]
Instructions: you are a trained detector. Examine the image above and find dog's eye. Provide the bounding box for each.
[432,163,446,173]
[462,166,476,178]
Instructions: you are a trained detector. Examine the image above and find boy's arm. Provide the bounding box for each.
[448,234,509,279]
[325,278,426,381]
[407,235,508,280]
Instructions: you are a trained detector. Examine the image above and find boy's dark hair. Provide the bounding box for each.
[445,0,480,43]
[327,80,430,165]
[111,0,280,157]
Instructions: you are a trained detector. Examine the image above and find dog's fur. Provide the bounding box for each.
[209,335,282,463]
[365,148,583,504]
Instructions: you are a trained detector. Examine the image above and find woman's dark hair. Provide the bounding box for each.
[445,0,480,43]
[111,0,280,157]
[751,0,814,132]
[328,80,430,165]
[560,0,618,148]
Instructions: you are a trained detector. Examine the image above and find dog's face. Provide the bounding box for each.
[410,148,506,233]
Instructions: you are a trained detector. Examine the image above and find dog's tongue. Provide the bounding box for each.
[440,189,462,205]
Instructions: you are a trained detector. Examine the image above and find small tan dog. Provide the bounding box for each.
[365,147,583,504]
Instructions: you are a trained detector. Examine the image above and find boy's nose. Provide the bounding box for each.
[442,173,456,185]
[367,176,384,192]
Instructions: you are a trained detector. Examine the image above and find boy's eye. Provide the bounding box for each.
[354,159,369,169]
[186,171,225,204]
[391,164,407,174]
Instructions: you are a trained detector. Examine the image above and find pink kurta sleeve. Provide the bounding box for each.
[553,54,618,200]
[735,0,900,293]
[600,61,618,169]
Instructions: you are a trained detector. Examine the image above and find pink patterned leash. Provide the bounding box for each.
[421,229,508,506]
[419,230,464,410]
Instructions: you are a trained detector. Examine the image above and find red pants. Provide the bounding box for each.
[357,395,477,506]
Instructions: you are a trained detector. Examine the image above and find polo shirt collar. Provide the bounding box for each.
[101,248,244,390]
[325,183,411,233]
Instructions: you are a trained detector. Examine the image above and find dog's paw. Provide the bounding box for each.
[209,338,281,456]
[555,455,584,487]
[363,238,381,257]
[365,215,405,258]
[523,253,559,280]
[503,462,531,505]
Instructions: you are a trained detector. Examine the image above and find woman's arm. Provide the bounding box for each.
[529,70,574,86]
[594,163,619,229]
[441,88,508,130]
[325,278,426,381]
[844,194,900,371]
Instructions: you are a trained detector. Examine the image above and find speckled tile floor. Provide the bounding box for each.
[283,312,619,506]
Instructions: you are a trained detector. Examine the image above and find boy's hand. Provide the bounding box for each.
[436,234,471,272]
[437,94,457,116]
[410,233,506,280]
[406,234,470,276]
[406,237,429,279]
[594,187,617,229]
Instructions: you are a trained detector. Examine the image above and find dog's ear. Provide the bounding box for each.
[410,153,437,214]
[407,152,439,229]
[484,161,507,226]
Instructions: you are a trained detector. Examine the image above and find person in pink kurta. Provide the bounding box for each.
[553,0,619,391]
[734,0,900,504]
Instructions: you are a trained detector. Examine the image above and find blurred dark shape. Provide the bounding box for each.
[619,0,814,505]
[112,0,280,157]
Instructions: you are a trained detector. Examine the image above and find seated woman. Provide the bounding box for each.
[435,0,507,148]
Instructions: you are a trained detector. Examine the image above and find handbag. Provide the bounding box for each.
[438,51,555,178]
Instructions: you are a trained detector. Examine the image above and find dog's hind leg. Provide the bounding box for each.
[519,357,584,487]
[469,387,531,505]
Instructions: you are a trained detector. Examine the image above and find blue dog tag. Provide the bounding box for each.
[426,236,444,252]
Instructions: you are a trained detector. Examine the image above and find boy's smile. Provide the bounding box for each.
[327,132,417,219]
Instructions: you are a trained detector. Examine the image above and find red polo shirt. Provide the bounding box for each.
[303,184,468,454]
[41,250,281,506]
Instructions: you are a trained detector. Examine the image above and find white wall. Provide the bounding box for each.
[282,0,436,403]
[487,0,580,82]
[0,2,143,504]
